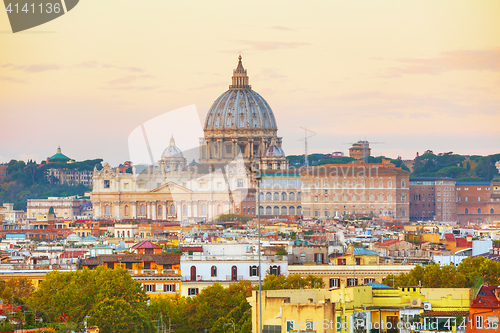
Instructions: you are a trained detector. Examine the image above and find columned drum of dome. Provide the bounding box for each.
[199,56,286,169]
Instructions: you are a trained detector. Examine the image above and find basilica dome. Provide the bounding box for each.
[161,136,183,159]
[204,56,277,132]
[263,145,285,158]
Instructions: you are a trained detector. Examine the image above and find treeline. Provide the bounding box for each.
[1,267,323,333]
[0,159,102,210]
[412,152,500,181]
[383,256,500,288]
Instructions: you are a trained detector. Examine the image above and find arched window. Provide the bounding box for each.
[343,194,348,201]
[289,192,295,201]
[250,265,259,277]
[260,192,264,201]
[273,206,280,215]
[270,265,280,276]
[297,206,302,215]
[190,266,196,281]
[388,194,393,202]
[465,208,468,214]
[211,265,217,277]
[369,194,375,202]
[379,194,384,202]
[268,163,272,169]
[297,192,301,200]
[289,206,295,215]
[140,204,145,215]
[170,204,175,215]
[273,192,280,201]
[231,266,238,281]
[202,204,207,215]
[281,206,287,215]
[281,192,287,201]
[124,205,129,216]
[478,208,481,214]
[491,208,495,214]
[266,192,272,201]
[259,206,264,215]
[266,206,272,215]
[352,194,357,202]
[104,204,110,215]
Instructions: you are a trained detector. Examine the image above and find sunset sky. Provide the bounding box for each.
[1,0,499,166]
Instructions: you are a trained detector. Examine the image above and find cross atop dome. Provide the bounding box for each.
[230,55,251,90]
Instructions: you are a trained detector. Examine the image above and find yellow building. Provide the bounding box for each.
[250,284,471,333]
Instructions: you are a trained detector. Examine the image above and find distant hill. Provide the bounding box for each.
[286,151,500,181]
[0,159,102,210]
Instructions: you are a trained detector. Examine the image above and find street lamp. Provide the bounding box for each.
[255,167,263,333]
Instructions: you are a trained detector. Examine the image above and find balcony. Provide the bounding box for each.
[128,269,180,275]
[181,254,285,262]
[181,275,246,282]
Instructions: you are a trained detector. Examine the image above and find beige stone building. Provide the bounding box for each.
[27,196,90,219]
[300,160,410,222]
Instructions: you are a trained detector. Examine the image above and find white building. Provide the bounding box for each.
[27,196,90,219]
[180,243,288,297]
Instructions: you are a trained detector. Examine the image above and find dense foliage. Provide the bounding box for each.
[0,159,101,210]
[29,266,153,333]
[383,256,500,288]
[412,152,500,181]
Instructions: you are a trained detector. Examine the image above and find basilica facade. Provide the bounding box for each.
[91,57,290,222]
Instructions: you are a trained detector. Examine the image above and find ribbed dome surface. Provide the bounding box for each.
[204,89,277,131]
[263,145,285,158]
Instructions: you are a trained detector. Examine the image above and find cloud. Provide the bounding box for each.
[234,40,311,51]
[1,63,62,72]
[108,74,153,86]
[75,61,145,72]
[0,76,26,84]
[380,48,500,76]
[103,85,158,91]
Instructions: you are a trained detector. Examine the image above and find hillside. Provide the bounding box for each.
[0,159,102,210]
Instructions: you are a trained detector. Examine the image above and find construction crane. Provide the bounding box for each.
[299,127,316,167]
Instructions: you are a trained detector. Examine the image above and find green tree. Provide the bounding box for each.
[6,277,35,300]
[260,273,325,290]
[29,267,150,330]
[88,298,153,333]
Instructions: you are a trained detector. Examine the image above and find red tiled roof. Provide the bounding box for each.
[181,246,203,252]
[375,239,401,246]
[60,250,88,258]
[456,238,471,248]
[423,311,469,317]
[444,233,455,242]
[131,240,161,249]
[471,286,500,308]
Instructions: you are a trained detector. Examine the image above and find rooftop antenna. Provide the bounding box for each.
[299,127,316,167]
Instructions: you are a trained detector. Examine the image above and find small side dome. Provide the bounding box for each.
[263,145,285,158]
[161,136,184,159]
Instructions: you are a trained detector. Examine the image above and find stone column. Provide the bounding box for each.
[208,200,213,218]
[146,202,151,219]
[114,201,120,220]
[249,139,254,159]
[132,201,137,218]
[94,201,100,218]
[163,203,167,220]
[152,202,157,220]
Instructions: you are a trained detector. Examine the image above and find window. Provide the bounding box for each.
[237,179,243,187]
[250,265,259,277]
[289,192,295,201]
[201,204,207,215]
[491,208,495,214]
[478,208,481,214]
[104,180,110,189]
[329,278,340,288]
[104,204,110,215]
[211,265,217,277]
[164,284,174,292]
[266,192,272,201]
[144,284,154,292]
[188,287,199,296]
[140,204,146,215]
[347,278,358,286]
[281,192,287,201]
[465,208,468,214]
[337,258,346,265]
[263,325,281,333]
[364,278,374,284]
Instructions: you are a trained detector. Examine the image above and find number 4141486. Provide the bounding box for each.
[6,2,62,14]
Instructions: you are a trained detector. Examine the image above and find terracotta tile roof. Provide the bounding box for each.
[81,254,180,266]
[423,311,469,317]
[456,238,471,248]
[181,246,203,252]
[59,250,88,258]
[471,286,500,308]
[375,239,401,246]
[131,240,161,249]
[444,233,455,242]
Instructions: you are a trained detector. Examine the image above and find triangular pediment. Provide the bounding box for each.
[149,182,192,194]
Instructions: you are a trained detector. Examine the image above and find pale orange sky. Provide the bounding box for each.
[1,0,499,165]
